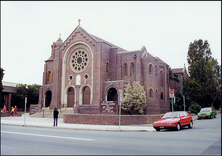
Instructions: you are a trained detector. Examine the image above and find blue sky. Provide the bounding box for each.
[1,1,221,85]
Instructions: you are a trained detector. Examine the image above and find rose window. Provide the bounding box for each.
[70,49,89,73]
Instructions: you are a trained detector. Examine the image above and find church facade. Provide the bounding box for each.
[38,22,170,114]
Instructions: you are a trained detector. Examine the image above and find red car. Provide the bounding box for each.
[153,111,193,131]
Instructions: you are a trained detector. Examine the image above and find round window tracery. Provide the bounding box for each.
[70,49,89,73]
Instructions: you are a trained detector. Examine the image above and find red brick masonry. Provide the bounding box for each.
[63,114,161,125]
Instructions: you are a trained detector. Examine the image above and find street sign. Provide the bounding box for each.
[119,89,123,102]
[169,89,174,98]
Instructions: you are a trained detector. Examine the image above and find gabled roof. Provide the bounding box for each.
[60,25,127,52]
[171,68,183,74]
[90,34,127,52]
[155,57,168,65]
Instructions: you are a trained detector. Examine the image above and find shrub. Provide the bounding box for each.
[189,103,201,114]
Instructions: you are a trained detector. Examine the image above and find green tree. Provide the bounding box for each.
[187,80,203,105]
[187,39,221,108]
[122,81,147,115]
[11,84,41,111]
[0,68,5,108]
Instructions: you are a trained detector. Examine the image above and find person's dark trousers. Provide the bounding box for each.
[53,117,58,126]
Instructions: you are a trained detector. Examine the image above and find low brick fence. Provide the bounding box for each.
[63,114,161,125]
[1,112,21,117]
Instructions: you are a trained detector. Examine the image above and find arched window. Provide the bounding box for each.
[48,71,52,82]
[130,62,134,76]
[149,89,153,97]
[160,92,164,99]
[123,63,127,77]
[156,89,158,98]
[106,62,109,72]
[149,64,152,74]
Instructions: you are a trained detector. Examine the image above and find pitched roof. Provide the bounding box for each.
[171,68,183,73]
[155,57,168,65]
[90,34,127,52]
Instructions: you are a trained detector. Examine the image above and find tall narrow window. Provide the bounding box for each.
[156,89,158,98]
[149,64,152,74]
[106,62,109,72]
[149,89,153,97]
[156,65,157,76]
[48,71,52,82]
[160,92,164,99]
[160,71,164,87]
[123,63,127,77]
[130,62,134,76]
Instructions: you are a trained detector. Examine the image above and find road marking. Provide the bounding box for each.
[1,131,95,141]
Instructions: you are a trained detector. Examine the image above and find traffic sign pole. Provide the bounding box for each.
[169,89,174,111]
[119,89,123,131]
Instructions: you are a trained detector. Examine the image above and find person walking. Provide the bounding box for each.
[14,106,18,116]
[1,105,6,113]
[10,107,14,116]
[53,107,59,126]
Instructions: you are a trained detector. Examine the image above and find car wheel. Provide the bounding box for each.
[211,115,214,119]
[214,114,216,118]
[188,121,193,128]
[156,128,160,131]
[176,123,181,131]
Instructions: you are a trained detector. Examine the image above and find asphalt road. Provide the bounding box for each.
[1,113,221,155]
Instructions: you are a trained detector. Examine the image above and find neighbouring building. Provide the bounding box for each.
[169,65,189,97]
[2,81,17,111]
[38,20,171,114]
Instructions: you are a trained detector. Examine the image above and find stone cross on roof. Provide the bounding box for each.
[78,19,81,26]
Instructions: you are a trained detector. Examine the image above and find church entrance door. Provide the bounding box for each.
[82,86,90,105]
[45,91,52,107]
[67,87,75,107]
[107,88,118,102]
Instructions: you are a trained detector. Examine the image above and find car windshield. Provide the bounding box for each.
[162,112,180,118]
[200,108,211,112]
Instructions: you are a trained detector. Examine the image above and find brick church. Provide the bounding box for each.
[38,20,171,115]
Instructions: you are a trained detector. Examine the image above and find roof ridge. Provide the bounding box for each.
[90,34,127,52]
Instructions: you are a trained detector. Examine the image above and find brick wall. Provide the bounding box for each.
[78,105,100,114]
[29,104,42,115]
[63,114,160,125]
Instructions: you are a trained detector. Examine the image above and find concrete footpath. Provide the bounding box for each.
[1,113,198,132]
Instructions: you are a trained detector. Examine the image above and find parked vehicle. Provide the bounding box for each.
[197,107,216,119]
[153,111,193,131]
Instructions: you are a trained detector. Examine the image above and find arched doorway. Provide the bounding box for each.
[107,87,118,102]
[67,87,75,107]
[82,86,90,105]
[45,90,52,107]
